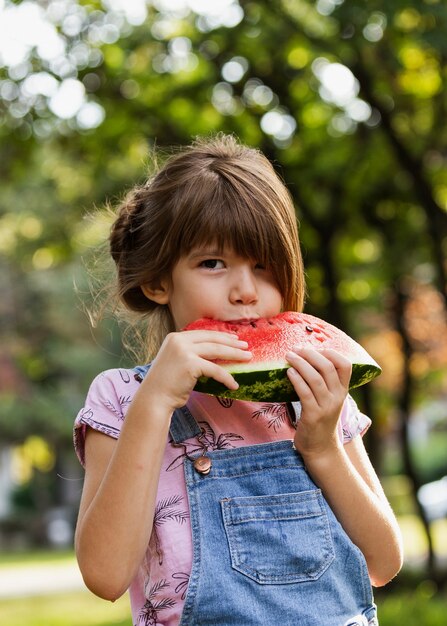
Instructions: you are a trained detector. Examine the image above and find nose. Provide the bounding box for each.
[229,266,258,305]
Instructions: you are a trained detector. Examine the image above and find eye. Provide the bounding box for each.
[201,259,225,270]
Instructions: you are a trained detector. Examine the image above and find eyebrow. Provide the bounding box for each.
[188,248,224,259]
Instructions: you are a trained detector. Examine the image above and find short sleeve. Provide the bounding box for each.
[74,368,138,467]
[338,394,371,445]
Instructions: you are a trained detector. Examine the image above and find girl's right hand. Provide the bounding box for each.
[142,330,252,412]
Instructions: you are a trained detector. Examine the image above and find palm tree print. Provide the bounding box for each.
[119,369,132,383]
[167,421,244,472]
[172,571,190,600]
[217,397,233,408]
[137,579,176,626]
[342,426,352,443]
[252,403,290,432]
[151,495,189,565]
[199,420,245,450]
[103,396,131,421]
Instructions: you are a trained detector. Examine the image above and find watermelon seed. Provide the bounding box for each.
[305,325,314,333]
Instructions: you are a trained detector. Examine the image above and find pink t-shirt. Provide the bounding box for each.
[74,368,371,626]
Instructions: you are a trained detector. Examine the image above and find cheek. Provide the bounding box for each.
[172,282,220,323]
[263,284,283,313]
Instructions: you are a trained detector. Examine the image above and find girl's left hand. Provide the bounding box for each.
[286,348,352,460]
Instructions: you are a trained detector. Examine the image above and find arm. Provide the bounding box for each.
[75,330,251,601]
[302,434,403,586]
[286,348,403,587]
[75,395,172,601]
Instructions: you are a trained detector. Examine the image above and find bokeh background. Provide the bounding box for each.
[0,0,446,624]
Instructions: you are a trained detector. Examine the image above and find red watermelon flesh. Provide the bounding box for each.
[184,311,381,402]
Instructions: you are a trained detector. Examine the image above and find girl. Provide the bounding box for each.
[74,134,403,626]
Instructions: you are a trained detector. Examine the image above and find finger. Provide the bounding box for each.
[288,348,349,393]
[184,329,248,347]
[286,366,319,408]
[195,343,252,362]
[200,361,240,391]
[304,348,352,389]
[311,348,352,390]
[285,351,329,397]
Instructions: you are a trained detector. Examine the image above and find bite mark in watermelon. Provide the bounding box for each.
[184,311,381,402]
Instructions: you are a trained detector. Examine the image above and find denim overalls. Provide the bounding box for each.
[134,365,378,626]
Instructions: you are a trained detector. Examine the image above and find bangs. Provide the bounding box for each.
[171,174,289,274]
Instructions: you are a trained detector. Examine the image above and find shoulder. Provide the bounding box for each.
[89,367,139,390]
[83,367,142,418]
[74,367,140,466]
[83,367,141,403]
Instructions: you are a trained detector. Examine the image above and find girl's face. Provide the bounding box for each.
[145,245,283,330]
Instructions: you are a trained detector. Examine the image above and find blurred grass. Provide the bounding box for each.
[0,590,131,626]
[0,585,446,626]
[0,549,74,568]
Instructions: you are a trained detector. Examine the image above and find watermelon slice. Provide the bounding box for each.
[184,312,381,402]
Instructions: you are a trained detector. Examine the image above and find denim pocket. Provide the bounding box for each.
[221,489,335,584]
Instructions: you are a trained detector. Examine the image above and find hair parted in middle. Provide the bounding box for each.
[109,133,305,359]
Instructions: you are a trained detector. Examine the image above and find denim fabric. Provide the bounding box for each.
[133,365,378,625]
[180,438,378,626]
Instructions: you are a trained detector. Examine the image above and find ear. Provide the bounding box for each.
[141,281,170,305]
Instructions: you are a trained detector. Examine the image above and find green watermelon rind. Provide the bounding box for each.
[194,362,382,403]
[187,311,382,403]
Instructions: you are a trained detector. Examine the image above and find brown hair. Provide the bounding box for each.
[109,134,305,360]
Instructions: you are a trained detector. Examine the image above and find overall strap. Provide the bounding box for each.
[133,364,202,443]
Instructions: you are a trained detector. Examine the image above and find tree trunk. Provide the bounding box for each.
[394,282,436,577]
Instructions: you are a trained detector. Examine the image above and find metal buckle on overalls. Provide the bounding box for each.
[192,456,212,475]
[172,428,212,475]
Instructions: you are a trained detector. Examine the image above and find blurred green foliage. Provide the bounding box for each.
[378,586,447,625]
[0,0,446,573]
